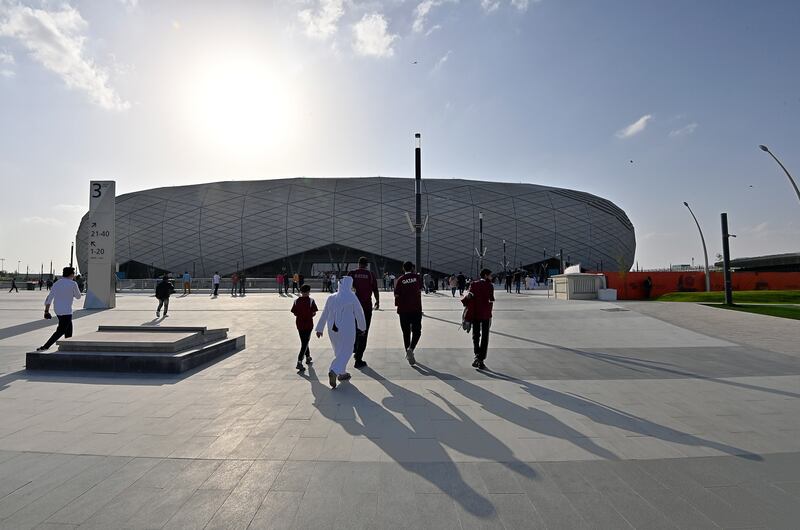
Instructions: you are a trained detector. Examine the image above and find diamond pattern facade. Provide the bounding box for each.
[76,178,636,277]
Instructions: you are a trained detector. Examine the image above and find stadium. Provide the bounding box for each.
[76,177,636,279]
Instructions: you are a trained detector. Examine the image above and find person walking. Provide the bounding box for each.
[212,271,220,297]
[46,278,53,290]
[388,272,395,290]
[155,274,175,317]
[456,271,466,296]
[238,272,246,296]
[643,276,653,299]
[463,268,494,370]
[383,272,389,291]
[36,267,82,351]
[38,279,43,290]
[349,256,380,369]
[394,261,423,365]
[449,274,458,297]
[514,270,522,294]
[8,277,18,293]
[505,270,512,293]
[315,276,366,389]
[292,272,300,294]
[291,284,317,372]
[182,271,191,295]
[422,272,431,294]
[277,272,285,295]
[230,272,239,296]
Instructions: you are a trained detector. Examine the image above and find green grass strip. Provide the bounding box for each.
[656,290,800,304]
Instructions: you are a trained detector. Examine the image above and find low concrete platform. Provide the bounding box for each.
[25,326,245,373]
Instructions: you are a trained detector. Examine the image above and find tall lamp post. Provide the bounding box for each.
[683,201,711,292]
[759,145,800,204]
[415,133,422,273]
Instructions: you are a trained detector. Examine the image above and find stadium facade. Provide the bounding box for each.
[76,177,636,279]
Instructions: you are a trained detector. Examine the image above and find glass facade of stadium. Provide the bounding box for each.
[76,177,636,279]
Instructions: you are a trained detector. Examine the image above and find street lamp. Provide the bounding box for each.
[683,201,711,292]
[759,145,800,204]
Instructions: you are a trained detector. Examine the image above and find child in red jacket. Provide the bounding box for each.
[291,284,318,372]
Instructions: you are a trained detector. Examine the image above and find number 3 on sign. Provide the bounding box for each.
[92,183,102,198]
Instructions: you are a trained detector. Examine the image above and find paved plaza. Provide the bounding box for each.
[0,288,799,529]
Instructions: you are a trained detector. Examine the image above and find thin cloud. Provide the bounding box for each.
[413,0,456,34]
[425,24,441,36]
[669,122,698,137]
[352,13,397,58]
[22,216,64,226]
[481,0,501,12]
[431,49,452,73]
[0,48,14,78]
[298,0,345,40]
[511,0,531,10]
[615,114,652,139]
[0,49,13,64]
[0,4,129,110]
[53,204,87,212]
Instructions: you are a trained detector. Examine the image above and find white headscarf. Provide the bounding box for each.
[326,275,359,327]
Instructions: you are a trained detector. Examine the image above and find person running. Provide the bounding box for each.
[155,273,175,317]
[36,267,82,351]
[457,271,466,296]
[182,271,191,295]
[291,284,317,372]
[212,271,220,297]
[349,256,380,369]
[463,268,494,370]
[449,274,458,297]
[315,276,366,389]
[8,277,18,293]
[230,272,239,297]
[394,261,423,365]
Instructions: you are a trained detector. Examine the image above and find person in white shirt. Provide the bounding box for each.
[212,271,221,297]
[37,267,82,351]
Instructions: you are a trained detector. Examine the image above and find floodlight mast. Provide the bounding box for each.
[683,201,711,292]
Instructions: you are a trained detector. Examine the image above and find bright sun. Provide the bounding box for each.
[185,53,297,155]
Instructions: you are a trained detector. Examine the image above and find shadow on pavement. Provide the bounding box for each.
[304,365,539,518]
[423,313,800,400]
[0,308,109,341]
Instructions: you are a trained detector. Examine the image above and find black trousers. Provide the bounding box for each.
[399,312,422,351]
[353,307,373,361]
[471,319,491,361]
[297,329,312,362]
[43,315,73,349]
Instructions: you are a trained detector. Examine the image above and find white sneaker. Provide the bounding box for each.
[406,347,416,365]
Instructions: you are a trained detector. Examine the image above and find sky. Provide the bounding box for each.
[1,0,799,274]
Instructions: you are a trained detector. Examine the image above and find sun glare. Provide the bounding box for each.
[185,54,298,155]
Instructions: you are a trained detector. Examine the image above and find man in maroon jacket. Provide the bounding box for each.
[394,260,423,365]
[349,256,380,369]
[464,268,495,370]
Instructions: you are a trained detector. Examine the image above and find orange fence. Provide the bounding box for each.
[604,271,800,300]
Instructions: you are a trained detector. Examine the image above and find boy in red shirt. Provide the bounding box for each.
[394,261,423,365]
[291,284,318,372]
[462,268,494,370]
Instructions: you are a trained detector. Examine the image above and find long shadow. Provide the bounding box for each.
[423,313,800,400]
[478,368,762,461]
[0,308,108,341]
[413,364,619,461]
[304,366,535,518]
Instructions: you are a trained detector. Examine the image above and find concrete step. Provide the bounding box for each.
[26,335,246,373]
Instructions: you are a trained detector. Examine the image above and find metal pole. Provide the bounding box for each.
[559,248,563,274]
[721,213,733,305]
[503,239,506,272]
[759,145,800,204]
[69,242,74,268]
[415,133,422,273]
[478,212,484,273]
[683,202,711,292]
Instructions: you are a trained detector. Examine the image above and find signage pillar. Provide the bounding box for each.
[84,181,116,309]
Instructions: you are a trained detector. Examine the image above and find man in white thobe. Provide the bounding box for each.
[315,276,366,389]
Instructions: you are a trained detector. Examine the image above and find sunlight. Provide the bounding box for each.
[184,52,298,155]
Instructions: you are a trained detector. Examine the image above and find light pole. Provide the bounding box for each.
[683,201,711,292]
[759,145,800,204]
[721,213,734,305]
[17,260,21,276]
[0,258,4,274]
[415,133,422,273]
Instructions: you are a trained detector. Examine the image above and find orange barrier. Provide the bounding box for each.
[604,271,800,300]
